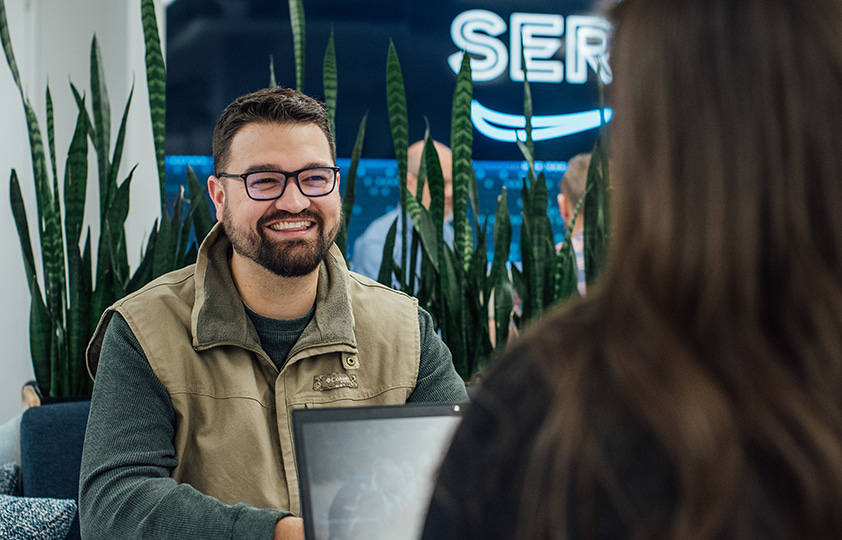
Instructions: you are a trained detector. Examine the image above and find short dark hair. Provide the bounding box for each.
[212,86,336,174]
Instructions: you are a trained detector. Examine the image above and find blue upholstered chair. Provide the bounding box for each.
[19,400,91,540]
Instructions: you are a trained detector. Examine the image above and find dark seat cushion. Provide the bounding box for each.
[20,400,91,540]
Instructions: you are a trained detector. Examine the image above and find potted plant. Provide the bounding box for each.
[2,0,214,399]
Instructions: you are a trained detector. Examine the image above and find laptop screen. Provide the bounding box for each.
[292,403,464,540]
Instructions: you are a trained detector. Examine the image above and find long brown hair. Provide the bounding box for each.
[511,0,842,537]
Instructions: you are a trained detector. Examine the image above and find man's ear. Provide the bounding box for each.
[406,171,418,196]
[207,175,226,222]
[558,193,569,221]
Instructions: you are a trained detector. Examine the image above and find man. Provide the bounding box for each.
[557,152,590,296]
[79,87,467,540]
[351,139,454,284]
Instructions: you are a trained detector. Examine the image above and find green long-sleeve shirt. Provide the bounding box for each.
[79,307,466,540]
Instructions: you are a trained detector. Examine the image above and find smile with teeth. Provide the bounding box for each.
[269,220,314,231]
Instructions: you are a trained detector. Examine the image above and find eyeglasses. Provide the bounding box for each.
[218,167,340,201]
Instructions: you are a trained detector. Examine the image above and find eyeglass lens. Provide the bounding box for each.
[245,168,336,199]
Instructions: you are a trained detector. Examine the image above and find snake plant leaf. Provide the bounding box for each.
[450,51,474,271]
[406,229,424,294]
[0,0,22,95]
[515,60,537,185]
[127,221,158,294]
[89,35,112,214]
[288,0,305,92]
[103,82,137,296]
[386,41,409,271]
[404,185,440,272]
[90,256,115,337]
[168,186,192,269]
[70,83,94,139]
[555,241,579,303]
[152,196,176,279]
[323,30,337,139]
[40,196,65,318]
[185,164,215,242]
[337,112,367,259]
[554,187,585,303]
[66,237,92,397]
[519,181,543,323]
[141,0,167,212]
[22,100,48,228]
[489,189,512,295]
[109,81,134,198]
[466,248,493,377]
[423,138,446,247]
[268,54,277,88]
[584,129,610,285]
[386,41,408,193]
[467,225,488,303]
[70,225,94,396]
[21,99,65,319]
[12,169,53,394]
[175,176,210,268]
[416,123,429,202]
[46,85,58,186]
[11,170,53,397]
[378,217,399,286]
[46,89,63,235]
[520,46,534,161]
[10,171,40,302]
[64,105,89,248]
[24,266,52,395]
[492,279,514,352]
[104,168,136,297]
[439,248,466,377]
[47,312,64,397]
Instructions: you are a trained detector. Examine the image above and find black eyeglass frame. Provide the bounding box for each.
[218,166,340,201]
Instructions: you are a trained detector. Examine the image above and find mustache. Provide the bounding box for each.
[257,209,324,228]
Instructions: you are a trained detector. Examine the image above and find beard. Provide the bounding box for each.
[223,206,340,277]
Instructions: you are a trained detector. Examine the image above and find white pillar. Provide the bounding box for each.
[0,0,165,419]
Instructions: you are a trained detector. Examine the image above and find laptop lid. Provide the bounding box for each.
[292,403,464,540]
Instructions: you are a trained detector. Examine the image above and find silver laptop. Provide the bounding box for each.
[292,403,464,540]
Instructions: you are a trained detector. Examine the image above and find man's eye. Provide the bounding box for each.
[302,175,328,184]
[249,175,282,186]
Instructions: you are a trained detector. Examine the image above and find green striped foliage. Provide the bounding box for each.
[141,0,166,214]
[288,0,305,92]
[3,0,215,397]
[336,113,367,260]
[323,30,337,139]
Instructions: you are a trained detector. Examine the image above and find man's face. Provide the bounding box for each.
[209,122,341,277]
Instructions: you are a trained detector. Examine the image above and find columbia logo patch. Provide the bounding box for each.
[313,372,358,391]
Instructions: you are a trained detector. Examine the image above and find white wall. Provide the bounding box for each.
[0,0,165,421]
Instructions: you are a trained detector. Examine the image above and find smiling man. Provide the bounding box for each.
[79,87,468,540]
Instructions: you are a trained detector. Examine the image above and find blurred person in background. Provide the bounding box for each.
[557,152,590,297]
[352,140,453,285]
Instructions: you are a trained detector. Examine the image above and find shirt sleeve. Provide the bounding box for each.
[408,307,469,403]
[79,312,288,540]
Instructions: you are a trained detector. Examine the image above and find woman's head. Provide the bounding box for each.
[607,0,842,330]
[519,1,842,535]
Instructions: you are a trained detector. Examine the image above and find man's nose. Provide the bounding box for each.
[274,180,310,213]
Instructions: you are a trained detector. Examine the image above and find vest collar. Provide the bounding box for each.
[192,224,357,356]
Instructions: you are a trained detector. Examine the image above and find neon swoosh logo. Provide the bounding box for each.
[471,99,613,143]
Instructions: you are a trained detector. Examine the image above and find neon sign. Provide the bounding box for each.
[449,9,612,143]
